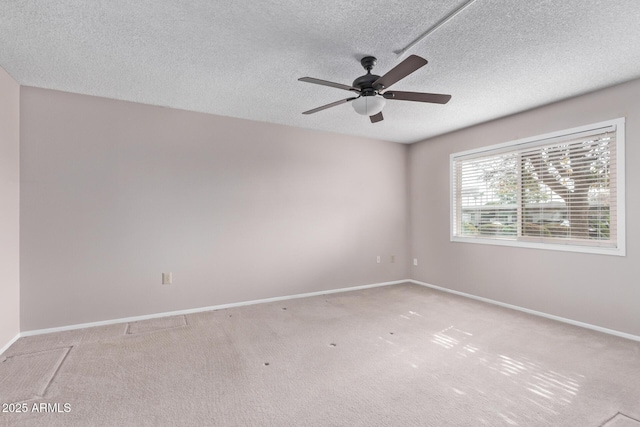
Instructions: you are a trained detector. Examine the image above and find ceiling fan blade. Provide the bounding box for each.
[370,112,384,123]
[302,97,357,115]
[372,55,428,90]
[299,77,360,92]
[382,91,451,104]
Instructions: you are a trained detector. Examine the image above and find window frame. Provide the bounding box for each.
[449,118,626,256]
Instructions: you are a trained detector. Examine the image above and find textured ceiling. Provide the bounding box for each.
[2,0,640,143]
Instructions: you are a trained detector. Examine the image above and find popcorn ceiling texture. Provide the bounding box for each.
[2,0,640,143]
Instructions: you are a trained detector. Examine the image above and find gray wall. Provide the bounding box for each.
[409,78,640,337]
[0,66,20,350]
[20,87,409,331]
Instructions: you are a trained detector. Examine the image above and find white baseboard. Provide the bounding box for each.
[409,279,640,342]
[19,279,640,343]
[0,333,21,357]
[21,280,407,337]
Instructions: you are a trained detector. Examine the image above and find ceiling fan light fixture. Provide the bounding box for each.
[299,54,450,123]
[352,95,386,116]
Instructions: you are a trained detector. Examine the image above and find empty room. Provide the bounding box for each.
[1,1,639,426]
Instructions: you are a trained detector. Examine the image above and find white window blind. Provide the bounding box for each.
[450,118,625,256]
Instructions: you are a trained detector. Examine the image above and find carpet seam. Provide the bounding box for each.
[39,346,73,398]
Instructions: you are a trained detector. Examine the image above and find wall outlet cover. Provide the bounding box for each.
[162,272,172,285]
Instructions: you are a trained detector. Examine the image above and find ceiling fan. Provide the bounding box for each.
[298,55,451,123]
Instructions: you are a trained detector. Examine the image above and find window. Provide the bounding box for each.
[450,118,625,256]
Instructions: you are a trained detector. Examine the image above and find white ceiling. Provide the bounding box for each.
[2,0,640,143]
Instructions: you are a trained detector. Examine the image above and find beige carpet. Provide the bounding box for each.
[1,283,639,426]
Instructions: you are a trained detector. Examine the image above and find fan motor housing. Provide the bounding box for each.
[353,74,380,94]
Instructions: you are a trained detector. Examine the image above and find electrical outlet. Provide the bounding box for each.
[413,258,418,266]
[162,272,172,285]
[391,255,395,263]
[376,256,381,264]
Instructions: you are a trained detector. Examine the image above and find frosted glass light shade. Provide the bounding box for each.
[352,95,386,116]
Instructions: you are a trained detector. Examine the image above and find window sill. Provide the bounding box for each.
[450,235,625,256]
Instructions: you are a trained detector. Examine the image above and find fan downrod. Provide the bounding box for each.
[353,56,381,93]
